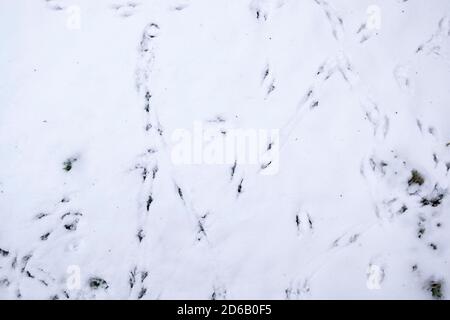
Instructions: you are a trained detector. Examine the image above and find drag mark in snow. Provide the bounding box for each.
[196,213,209,242]
[416,17,450,62]
[278,58,337,149]
[356,5,382,44]
[313,0,344,41]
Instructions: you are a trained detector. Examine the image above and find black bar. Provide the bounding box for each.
[0,300,448,319]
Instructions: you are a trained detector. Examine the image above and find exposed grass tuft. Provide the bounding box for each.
[63,157,78,172]
[408,169,424,186]
[428,280,444,299]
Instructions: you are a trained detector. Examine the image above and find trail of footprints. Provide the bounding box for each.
[278,7,449,299]
[132,20,224,298]
[276,51,390,151]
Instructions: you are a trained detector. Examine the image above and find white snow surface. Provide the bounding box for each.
[1,0,450,299]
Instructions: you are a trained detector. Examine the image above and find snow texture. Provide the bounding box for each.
[1,0,450,299]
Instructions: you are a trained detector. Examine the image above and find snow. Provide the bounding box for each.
[0,0,450,299]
